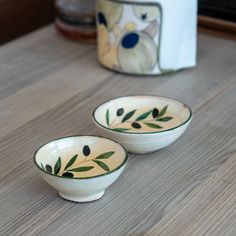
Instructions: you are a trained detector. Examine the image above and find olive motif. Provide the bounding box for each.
[83,145,91,156]
[62,172,74,178]
[45,165,52,173]
[118,31,157,74]
[117,108,124,116]
[152,108,159,118]
[121,33,139,49]
[132,122,142,129]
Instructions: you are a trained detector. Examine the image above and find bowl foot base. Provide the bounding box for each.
[58,191,105,202]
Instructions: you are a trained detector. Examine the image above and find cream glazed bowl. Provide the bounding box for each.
[33,136,128,202]
[93,95,192,154]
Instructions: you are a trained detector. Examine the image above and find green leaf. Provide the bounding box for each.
[106,109,110,126]
[68,166,94,172]
[93,160,110,171]
[54,157,61,175]
[158,105,168,118]
[64,154,78,170]
[40,163,46,171]
[112,128,130,132]
[144,122,163,129]
[135,110,152,121]
[122,110,136,122]
[95,151,115,159]
[157,116,173,122]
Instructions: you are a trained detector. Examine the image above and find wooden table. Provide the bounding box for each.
[0,26,236,236]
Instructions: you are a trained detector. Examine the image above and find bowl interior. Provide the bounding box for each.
[94,96,192,133]
[34,136,127,179]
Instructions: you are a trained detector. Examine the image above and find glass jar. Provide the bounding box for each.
[55,0,96,43]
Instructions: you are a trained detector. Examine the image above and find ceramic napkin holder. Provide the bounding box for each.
[96,0,197,75]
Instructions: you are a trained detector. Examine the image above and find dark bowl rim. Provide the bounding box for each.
[92,95,193,134]
[33,135,128,180]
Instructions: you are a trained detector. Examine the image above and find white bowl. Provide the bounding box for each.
[93,95,192,154]
[33,136,128,202]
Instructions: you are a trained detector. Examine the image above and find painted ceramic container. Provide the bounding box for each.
[93,95,192,154]
[96,0,197,75]
[34,136,128,202]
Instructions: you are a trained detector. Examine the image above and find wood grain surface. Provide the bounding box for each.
[0,26,236,236]
[146,154,236,236]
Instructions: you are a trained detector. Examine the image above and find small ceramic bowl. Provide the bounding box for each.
[33,135,128,202]
[93,95,192,154]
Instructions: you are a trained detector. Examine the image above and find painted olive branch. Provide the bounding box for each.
[107,106,172,131]
[41,145,115,178]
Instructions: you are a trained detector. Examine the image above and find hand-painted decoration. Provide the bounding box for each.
[97,0,162,75]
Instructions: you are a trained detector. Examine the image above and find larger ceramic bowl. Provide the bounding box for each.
[93,95,192,154]
[34,136,128,202]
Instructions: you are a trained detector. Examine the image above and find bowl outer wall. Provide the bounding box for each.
[38,164,126,196]
[94,118,192,153]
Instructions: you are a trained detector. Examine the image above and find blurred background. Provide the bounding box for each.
[0,0,235,45]
[0,0,55,45]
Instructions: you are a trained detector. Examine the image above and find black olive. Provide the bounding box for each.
[62,172,74,178]
[83,145,91,156]
[132,122,141,129]
[152,108,159,118]
[117,108,124,116]
[45,165,52,173]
